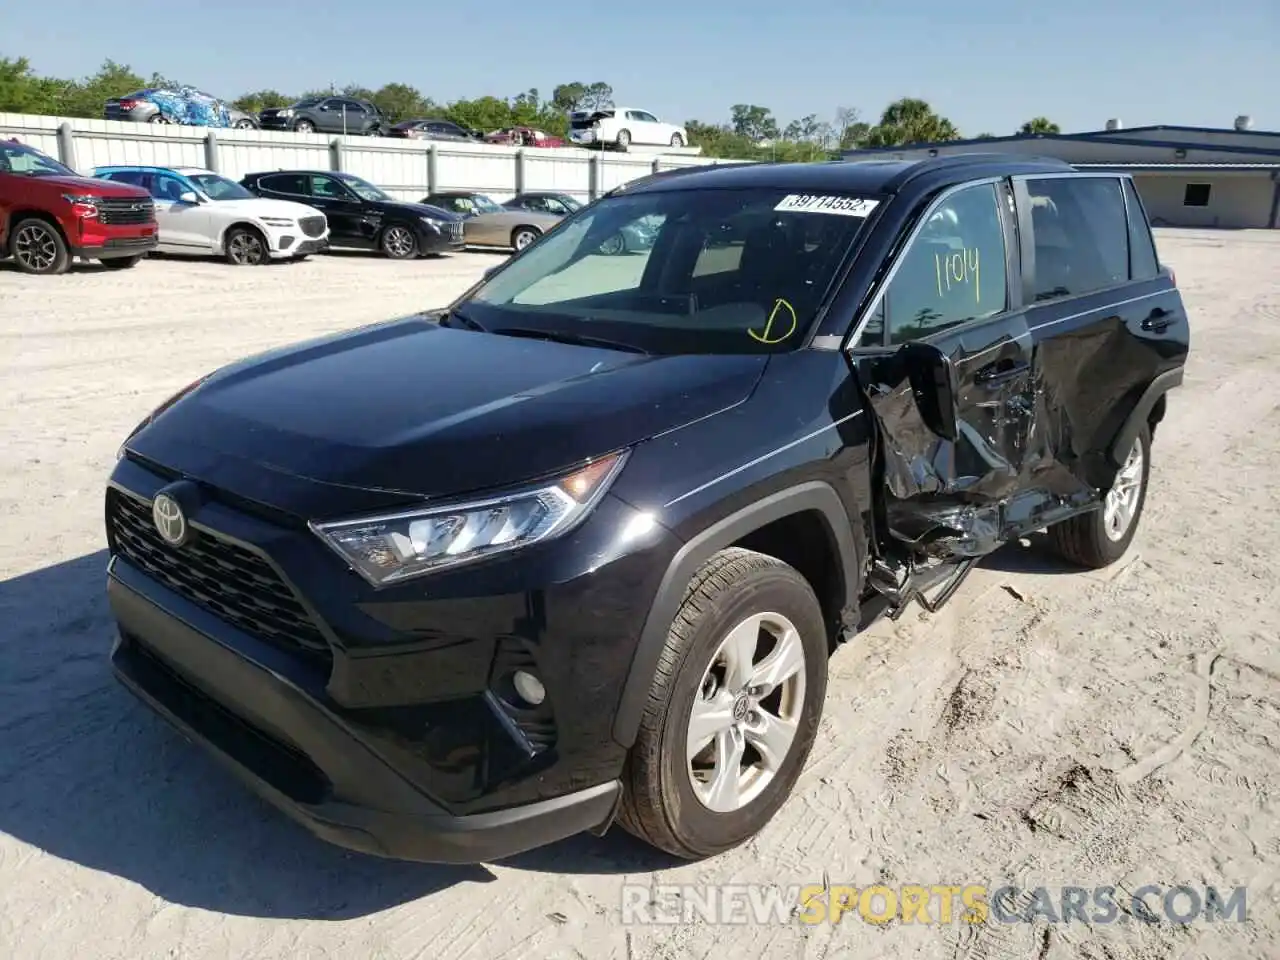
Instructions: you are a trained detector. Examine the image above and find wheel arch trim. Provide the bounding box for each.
[1109,367,1182,465]
[611,480,862,748]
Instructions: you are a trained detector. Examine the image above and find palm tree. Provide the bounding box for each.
[863,98,961,148]
[1019,117,1061,135]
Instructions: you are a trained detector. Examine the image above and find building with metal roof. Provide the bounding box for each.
[842,117,1280,229]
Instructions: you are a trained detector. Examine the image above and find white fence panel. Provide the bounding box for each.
[0,112,723,199]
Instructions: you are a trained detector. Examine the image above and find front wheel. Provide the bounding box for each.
[9,218,70,275]
[1046,423,1151,568]
[294,119,316,133]
[100,256,141,270]
[224,227,268,265]
[380,224,419,259]
[598,233,626,256]
[615,129,631,151]
[234,118,255,129]
[617,547,829,859]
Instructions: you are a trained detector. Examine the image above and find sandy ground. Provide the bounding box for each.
[1,233,1278,960]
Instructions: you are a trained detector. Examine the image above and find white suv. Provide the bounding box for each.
[567,107,687,151]
[92,165,330,265]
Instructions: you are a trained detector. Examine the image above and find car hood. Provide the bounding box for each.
[126,316,767,516]
[33,174,150,198]
[216,197,322,220]
[370,199,461,222]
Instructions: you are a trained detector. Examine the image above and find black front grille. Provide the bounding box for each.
[449,222,464,241]
[108,489,331,663]
[299,216,326,238]
[97,198,155,226]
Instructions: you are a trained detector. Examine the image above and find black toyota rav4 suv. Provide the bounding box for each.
[106,154,1188,864]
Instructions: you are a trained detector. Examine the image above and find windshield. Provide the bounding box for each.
[470,194,503,214]
[294,98,321,109]
[465,186,879,355]
[0,141,76,177]
[337,174,391,202]
[557,195,583,211]
[187,173,254,201]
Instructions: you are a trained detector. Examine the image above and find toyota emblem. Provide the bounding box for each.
[152,493,188,546]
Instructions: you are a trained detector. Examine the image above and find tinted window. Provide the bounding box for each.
[1123,179,1159,280]
[311,175,350,199]
[469,187,876,355]
[260,174,309,195]
[1026,177,1128,302]
[883,182,1008,344]
[152,172,192,202]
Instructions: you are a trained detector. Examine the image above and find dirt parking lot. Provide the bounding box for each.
[2,233,1278,960]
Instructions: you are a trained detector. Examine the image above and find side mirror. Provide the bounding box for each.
[179,191,199,205]
[898,341,958,442]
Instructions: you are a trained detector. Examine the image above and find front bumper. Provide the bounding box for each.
[269,236,329,258]
[72,234,159,260]
[104,455,678,860]
[109,572,620,863]
[419,223,466,254]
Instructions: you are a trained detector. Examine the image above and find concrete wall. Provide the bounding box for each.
[0,112,720,203]
[1132,173,1277,229]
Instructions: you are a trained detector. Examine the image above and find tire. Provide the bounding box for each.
[670,133,685,148]
[223,226,269,266]
[1046,423,1151,568]
[615,129,631,151]
[379,224,419,259]
[511,227,541,251]
[100,256,141,270]
[598,233,626,256]
[234,119,255,130]
[148,114,172,125]
[617,547,829,859]
[9,217,70,275]
[294,119,316,133]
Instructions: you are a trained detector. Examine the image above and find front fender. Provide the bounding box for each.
[610,480,862,748]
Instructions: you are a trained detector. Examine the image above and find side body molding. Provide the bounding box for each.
[610,481,863,748]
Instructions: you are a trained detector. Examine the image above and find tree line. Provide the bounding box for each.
[0,56,1063,160]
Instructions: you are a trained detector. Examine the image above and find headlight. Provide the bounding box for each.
[421,216,443,228]
[260,217,294,228]
[311,450,628,586]
[278,108,294,118]
[63,194,100,217]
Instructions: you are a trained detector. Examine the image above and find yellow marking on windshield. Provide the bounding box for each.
[749,299,798,344]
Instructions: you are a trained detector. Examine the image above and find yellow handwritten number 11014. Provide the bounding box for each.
[935,247,981,306]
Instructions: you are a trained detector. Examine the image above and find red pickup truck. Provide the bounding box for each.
[1,138,158,275]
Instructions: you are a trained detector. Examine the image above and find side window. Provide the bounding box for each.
[1025,177,1129,302]
[310,176,348,199]
[320,98,344,112]
[260,174,308,196]
[152,173,190,202]
[1122,179,1159,280]
[883,182,1008,344]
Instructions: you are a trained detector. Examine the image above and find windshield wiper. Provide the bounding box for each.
[492,326,650,355]
[436,306,486,331]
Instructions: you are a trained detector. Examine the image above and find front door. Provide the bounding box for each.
[307,175,372,246]
[848,178,1087,561]
[150,171,213,253]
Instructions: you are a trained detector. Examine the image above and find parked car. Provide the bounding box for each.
[257,97,386,136]
[104,87,258,128]
[103,154,1188,866]
[0,138,157,275]
[422,191,561,251]
[242,170,463,258]
[387,119,481,142]
[567,107,687,150]
[484,127,566,148]
[503,192,656,254]
[92,165,329,265]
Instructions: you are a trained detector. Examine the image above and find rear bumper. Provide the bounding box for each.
[72,235,159,260]
[108,567,622,863]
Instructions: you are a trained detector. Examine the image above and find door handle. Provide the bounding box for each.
[1141,308,1173,333]
[974,359,1030,386]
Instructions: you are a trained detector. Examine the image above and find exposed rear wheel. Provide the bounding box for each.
[617,547,828,859]
[295,119,316,133]
[670,133,685,147]
[511,226,540,251]
[234,118,255,129]
[10,218,70,275]
[615,129,632,151]
[1046,424,1151,568]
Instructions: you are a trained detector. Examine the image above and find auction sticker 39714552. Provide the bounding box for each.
[774,195,880,217]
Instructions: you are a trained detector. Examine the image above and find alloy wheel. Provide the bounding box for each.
[686,611,806,813]
[13,223,59,272]
[1103,438,1145,541]
[598,233,626,256]
[513,229,538,251]
[228,231,266,265]
[382,226,415,258]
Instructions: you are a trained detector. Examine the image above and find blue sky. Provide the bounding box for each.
[5,0,1277,135]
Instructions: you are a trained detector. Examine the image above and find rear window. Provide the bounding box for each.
[468,187,880,355]
[1122,179,1160,280]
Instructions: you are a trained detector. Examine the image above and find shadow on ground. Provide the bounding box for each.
[0,551,673,921]
[979,533,1088,576]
